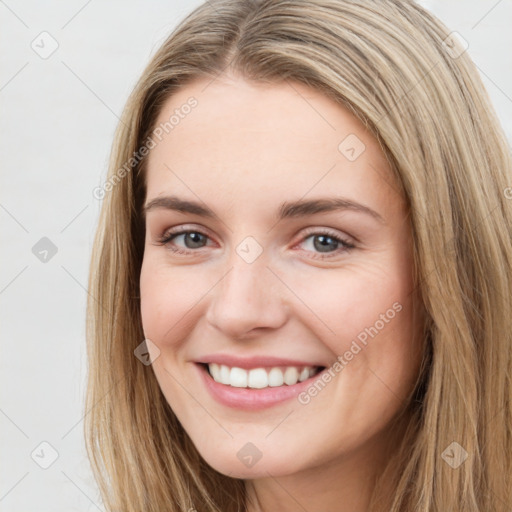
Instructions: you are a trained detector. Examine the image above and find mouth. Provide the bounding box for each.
[199,362,326,389]
[194,354,330,410]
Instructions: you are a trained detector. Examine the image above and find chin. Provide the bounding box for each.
[192,438,307,479]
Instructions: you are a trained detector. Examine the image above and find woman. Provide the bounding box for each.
[85,1,512,511]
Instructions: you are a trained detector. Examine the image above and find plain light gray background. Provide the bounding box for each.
[1,1,511,511]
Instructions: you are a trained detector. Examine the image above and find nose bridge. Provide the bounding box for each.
[206,247,287,338]
[224,256,264,303]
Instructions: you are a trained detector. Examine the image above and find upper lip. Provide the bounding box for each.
[195,354,326,369]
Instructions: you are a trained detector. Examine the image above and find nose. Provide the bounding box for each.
[205,256,289,340]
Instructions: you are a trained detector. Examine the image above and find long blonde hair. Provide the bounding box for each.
[85,1,512,510]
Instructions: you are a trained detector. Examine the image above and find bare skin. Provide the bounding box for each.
[139,72,424,512]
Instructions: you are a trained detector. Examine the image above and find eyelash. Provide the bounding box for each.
[155,226,356,259]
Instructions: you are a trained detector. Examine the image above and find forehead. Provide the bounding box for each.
[144,75,401,218]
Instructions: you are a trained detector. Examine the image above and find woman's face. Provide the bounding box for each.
[139,74,424,480]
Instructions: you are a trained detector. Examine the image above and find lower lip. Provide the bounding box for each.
[195,363,323,411]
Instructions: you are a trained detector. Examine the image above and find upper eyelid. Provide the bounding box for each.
[158,224,355,248]
[160,224,215,241]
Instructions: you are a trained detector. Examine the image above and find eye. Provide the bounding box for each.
[155,227,212,255]
[295,228,355,259]
[154,225,355,259]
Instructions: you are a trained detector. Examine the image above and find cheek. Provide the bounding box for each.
[139,256,205,344]
[287,261,421,396]
[288,269,422,442]
[139,258,200,409]
[286,260,414,344]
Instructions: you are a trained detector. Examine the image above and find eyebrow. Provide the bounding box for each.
[143,195,384,223]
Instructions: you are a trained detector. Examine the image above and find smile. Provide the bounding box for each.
[193,353,330,410]
[206,363,323,389]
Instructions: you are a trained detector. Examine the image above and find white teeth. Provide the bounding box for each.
[206,364,320,388]
[283,367,299,385]
[230,367,248,387]
[248,368,268,388]
[299,367,310,382]
[268,367,284,387]
[209,363,221,382]
[220,364,230,383]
